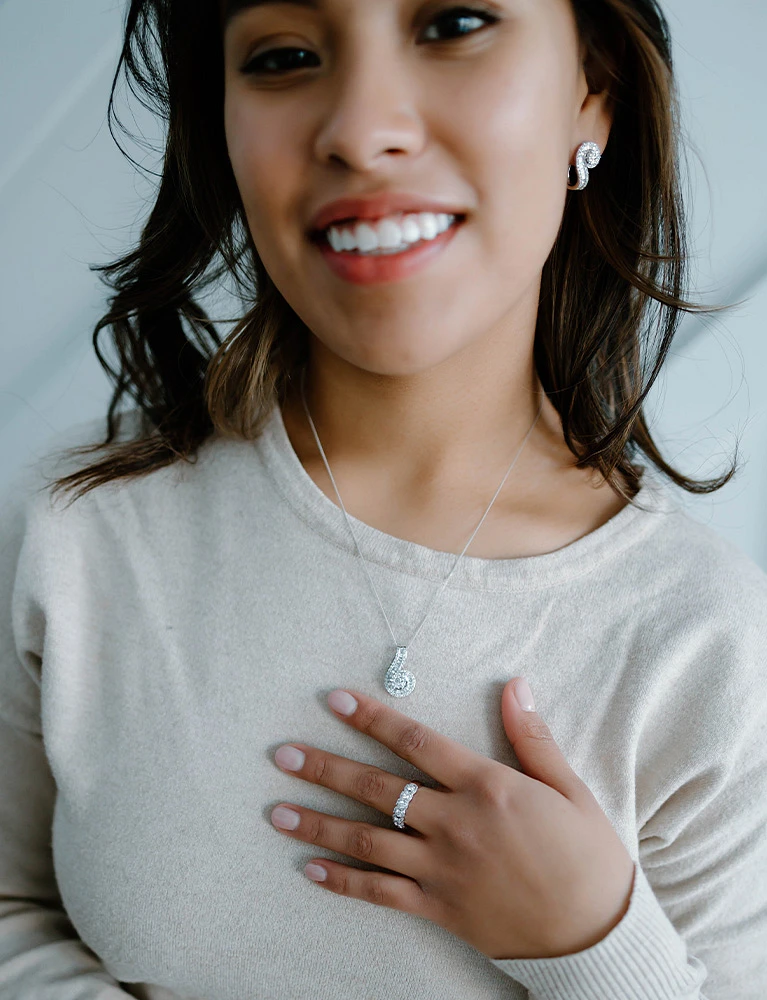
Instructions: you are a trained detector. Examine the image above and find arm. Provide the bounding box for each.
[488,636,767,998]
[0,473,134,999]
[489,857,710,999]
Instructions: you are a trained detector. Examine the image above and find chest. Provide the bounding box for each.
[40,545,643,999]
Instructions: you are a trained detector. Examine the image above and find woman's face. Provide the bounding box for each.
[222,0,611,376]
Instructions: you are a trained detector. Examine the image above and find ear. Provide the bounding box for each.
[572,45,615,157]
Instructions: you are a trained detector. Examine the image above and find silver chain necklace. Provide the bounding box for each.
[299,366,543,698]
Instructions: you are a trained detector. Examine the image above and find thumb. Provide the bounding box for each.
[502,677,584,802]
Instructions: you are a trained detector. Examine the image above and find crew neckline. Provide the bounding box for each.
[254,400,676,592]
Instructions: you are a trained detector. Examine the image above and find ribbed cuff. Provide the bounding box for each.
[488,862,708,999]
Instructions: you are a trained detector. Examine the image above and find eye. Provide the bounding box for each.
[242,47,319,76]
[240,4,499,77]
[419,5,499,43]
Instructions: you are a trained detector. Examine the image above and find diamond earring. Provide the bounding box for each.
[567,141,602,191]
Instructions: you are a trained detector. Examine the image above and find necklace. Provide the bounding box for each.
[299,366,543,698]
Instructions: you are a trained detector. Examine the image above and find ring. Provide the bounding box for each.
[392,781,420,829]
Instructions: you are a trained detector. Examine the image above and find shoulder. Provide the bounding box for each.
[5,407,229,531]
[2,410,197,586]
[625,476,767,630]
[2,407,283,582]
[622,479,767,750]
[4,409,143,507]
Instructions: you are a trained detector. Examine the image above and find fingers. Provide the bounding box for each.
[275,742,446,835]
[301,856,433,921]
[327,689,486,788]
[270,802,431,880]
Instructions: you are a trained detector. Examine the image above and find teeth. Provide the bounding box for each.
[400,216,422,244]
[325,211,457,254]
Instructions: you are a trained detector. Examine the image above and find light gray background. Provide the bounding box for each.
[1,0,766,564]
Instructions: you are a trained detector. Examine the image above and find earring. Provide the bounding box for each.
[567,141,602,191]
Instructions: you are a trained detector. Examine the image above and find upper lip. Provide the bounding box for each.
[308,192,467,234]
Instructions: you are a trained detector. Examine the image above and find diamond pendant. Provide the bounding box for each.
[384,646,416,697]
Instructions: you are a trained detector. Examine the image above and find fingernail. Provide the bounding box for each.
[305,863,327,882]
[514,677,536,712]
[275,745,305,771]
[328,690,358,716]
[271,806,300,830]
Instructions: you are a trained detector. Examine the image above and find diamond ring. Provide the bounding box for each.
[392,781,420,830]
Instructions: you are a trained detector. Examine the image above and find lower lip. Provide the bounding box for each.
[311,218,464,285]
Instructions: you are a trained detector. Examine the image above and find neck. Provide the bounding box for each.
[279,342,629,559]
[284,342,557,495]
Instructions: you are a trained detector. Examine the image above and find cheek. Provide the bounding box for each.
[445,48,573,278]
[223,95,252,192]
[224,95,300,244]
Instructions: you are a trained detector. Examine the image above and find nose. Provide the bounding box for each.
[312,46,426,172]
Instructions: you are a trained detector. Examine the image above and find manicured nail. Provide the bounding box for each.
[305,863,327,882]
[328,690,358,716]
[514,677,536,712]
[271,806,300,830]
[275,745,305,771]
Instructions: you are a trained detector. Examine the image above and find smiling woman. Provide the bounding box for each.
[1,1,766,999]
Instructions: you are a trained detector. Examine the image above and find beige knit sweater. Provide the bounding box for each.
[1,406,766,1000]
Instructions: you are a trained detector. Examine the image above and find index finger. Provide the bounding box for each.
[327,688,490,789]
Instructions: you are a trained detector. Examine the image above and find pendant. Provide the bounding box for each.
[384,646,416,697]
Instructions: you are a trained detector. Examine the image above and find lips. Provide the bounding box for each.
[308,191,469,235]
[314,211,463,285]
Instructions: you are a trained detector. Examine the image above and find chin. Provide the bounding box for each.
[337,342,471,379]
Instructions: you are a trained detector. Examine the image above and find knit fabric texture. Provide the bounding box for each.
[1,406,766,1000]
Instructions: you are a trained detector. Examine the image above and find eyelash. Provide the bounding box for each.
[241,5,500,77]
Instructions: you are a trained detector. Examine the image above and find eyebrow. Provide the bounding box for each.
[222,0,320,29]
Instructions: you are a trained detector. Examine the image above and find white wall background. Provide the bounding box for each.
[1,0,766,563]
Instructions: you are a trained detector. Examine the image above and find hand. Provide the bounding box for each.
[270,678,636,961]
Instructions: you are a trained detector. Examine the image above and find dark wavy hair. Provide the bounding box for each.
[48,0,737,504]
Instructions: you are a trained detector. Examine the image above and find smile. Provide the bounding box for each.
[310,214,466,286]
[323,211,460,255]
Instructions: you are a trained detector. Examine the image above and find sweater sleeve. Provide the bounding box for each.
[488,581,767,999]
[488,859,709,999]
[0,458,133,998]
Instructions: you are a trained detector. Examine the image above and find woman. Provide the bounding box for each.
[0,0,765,997]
